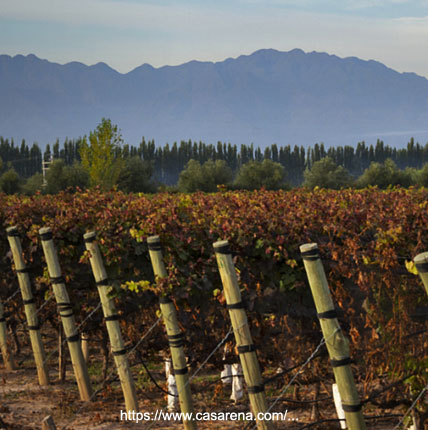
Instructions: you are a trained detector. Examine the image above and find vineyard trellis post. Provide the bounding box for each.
[41,415,57,430]
[39,227,92,400]
[214,240,273,430]
[300,243,366,430]
[147,235,197,430]
[0,301,15,370]
[6,226,49,384]
[414,252,428,297]
[81,333,90,363]
[58,326,66,382]
[83,231,138,412]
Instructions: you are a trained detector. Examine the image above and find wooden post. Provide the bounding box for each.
[147,235,197,430]
[41,415,57,430]
[0,301,15,370]
[83,231,138,412]
[58,326,66,382]
[411,254,428,430]
[81,333,90,363]
[300,243,366,430]
[39,227,92,401]
[214,240,272,430]
[414,252,428,297]
[6,226,49,384]
[332,383,347,429]
[310,381,320,421]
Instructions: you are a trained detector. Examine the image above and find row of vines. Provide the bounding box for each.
[0,187,427,417]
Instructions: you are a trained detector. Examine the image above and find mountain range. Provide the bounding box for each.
[1,48,428,148]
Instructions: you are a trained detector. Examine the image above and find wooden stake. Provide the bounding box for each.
[414,252,428,297]
[81,333,90,363]
[39,227,92,401]
[0,301,15,370]
[83,231,138,412]
[214,240,272,430]
[332,383,347,429]
[58,326,66,382]
[6,226,48,384]
[310,381,320,421]
[41,415,57,430]
[300,243,366,430]
[147,235,197,430]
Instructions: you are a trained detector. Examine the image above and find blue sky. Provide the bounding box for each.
[1,0,428,76]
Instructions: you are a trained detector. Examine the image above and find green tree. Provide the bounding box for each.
[117,157,155,193]
[79,118,125,189]
[178,160,203,192]
[234,159,286,190]
[63,162,90,190]
[403,167,419,185]
[203,159,233,189]
[356,158,413,189]
[45,160,68,194]
[0,169,21,194]
[178,159,233,192]
[45,160,89,194]
[21,173,43,195]
[303,157,353,189]
[417,162,428,187]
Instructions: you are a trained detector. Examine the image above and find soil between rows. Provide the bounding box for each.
[0,358,400,430]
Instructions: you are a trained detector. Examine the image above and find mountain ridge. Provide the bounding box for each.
[1,49,428,148]
[4,48,426,80]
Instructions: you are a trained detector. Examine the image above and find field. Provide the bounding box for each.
[0,188,427,429]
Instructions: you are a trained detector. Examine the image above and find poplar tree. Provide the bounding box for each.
[79,118,125,189]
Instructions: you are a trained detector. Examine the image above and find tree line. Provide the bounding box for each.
[1,118,428,194]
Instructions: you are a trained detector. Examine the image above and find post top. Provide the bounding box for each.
[6,226,18,233]
[414,251,428,264]
[83,231,96,240]
[147,235,160,244]
[299,243,318,253]
[39,227,52,235]
[147,235,160,243]
[213,240,229,249]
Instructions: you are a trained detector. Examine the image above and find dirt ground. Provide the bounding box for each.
[0,364,301,429]
[0,332,405,430]
[0,365,403,430]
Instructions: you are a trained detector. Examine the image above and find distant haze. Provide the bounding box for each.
[1,49,428,149]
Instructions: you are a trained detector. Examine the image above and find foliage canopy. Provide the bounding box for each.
[234,159,286,190]
[178,159,233,192]
[79,118,125,189]
[304,157,353,189]
[356,158,414,189]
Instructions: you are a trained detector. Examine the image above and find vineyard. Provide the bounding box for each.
[0,187,427,429]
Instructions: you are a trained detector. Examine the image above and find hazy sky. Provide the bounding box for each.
[1,0,428,76]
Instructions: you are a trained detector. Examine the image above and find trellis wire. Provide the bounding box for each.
[3,288,20,304]
[146,324,236,430]
[392,383,428,430]
[41,301,102,368]
[189,325,234,384]
[246,328,340,430]
[135,349,179,397]
[60,316,162,430]
[11,294,55,334]
[34,294,54,317]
